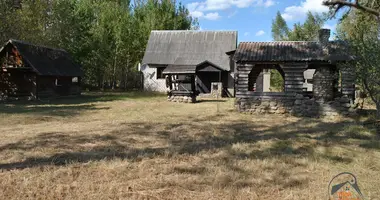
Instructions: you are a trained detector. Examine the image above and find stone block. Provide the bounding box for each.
[252,100,261,106]
[284,101,294,107]
[295,100,302,105]
[270,101,277,107]
[341,103,351,108]
[305,99,314,105]
[296,94,304,99]
[332,101,341,108]
[270,106,278,110]
[348,107,357,113]
[340,97,350,103]
[261,101,270,107]
[277,108,287,114]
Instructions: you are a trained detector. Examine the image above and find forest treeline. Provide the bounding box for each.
[0,0,198,90]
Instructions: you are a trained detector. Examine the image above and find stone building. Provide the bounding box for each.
[233,29,356,117]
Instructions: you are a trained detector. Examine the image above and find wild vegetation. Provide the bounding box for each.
[0,93,379,199]
[0,0,198,90]
[323,0,380,128]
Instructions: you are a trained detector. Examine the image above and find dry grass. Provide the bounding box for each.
[0,92,380,200]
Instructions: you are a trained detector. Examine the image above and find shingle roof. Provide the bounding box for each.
[142,30,237,71]
[233,41,354,62]
[2,39,83,77]
[163,65,196,74]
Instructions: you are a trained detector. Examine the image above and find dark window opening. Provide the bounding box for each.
[156,67,165,79]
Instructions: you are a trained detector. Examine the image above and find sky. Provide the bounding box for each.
[183,0,340,42]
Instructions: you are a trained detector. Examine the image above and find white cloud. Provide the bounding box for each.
[190,11,204,18]
[190,11,221,20]
[255,0,275,7]
[204,12,221,20]
[255,30,265,36]
[244,32,250,36]
[227,10,237,18]
[281,0,328,21]
[187,0,276,16]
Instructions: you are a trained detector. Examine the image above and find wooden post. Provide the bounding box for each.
[191,74,195,93]
[169,75,173,91]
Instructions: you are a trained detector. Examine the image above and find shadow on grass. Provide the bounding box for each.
[0,91,164,115]
[1,116,378,190]
[0,116,377,170]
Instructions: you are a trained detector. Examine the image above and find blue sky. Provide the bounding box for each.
[183,0,339,42]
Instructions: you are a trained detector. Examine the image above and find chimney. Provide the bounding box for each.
[318,29,331,45]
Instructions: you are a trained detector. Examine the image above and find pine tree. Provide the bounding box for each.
[271,11,289,41]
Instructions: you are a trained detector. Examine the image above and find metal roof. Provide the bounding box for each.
[142,30,237,71]
[233,41,354,62]
[1,39,83,77]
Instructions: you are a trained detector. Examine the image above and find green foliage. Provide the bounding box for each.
[288,12,326,41]
[337,9,380,111]
[0,0,197,89]
[271,11,289,41]
[270,69,284,92]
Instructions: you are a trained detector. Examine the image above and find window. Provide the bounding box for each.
[55,78,62,86]
[156,67,165,79]
[72,77,78,83]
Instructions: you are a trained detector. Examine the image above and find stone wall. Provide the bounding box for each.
[313,66,335,102]
[167,95,196,103]
[235,94,357,117]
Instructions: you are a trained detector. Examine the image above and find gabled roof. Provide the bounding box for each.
[233,41,354,62]
[1,39,83,77]
[142,30,237,71]
[162,60,227,74]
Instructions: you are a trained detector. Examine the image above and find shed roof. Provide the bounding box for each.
[1,39,83,77]
[142,30,237,71]
[233,41,354,62]
[163,65,196,74]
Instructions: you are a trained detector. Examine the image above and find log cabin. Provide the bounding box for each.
[0,39,83,101]
[232,29,357,117]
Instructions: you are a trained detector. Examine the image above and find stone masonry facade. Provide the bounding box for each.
[167,95,197,103]
[235,94,357,117]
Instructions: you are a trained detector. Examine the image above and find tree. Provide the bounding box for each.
[0,0,197,89]
[329,1,380,131]
[271,11,289,41]
[288,12,326,41]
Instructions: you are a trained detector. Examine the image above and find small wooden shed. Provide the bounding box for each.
[0,39,83,100]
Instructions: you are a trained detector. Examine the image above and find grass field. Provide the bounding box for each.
[0,92,380,200]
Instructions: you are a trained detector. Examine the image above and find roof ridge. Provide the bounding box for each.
[240,41,320,43]
[151,30,238,32]
[9,39,67,52]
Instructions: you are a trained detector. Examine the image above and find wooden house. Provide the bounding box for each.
[141,30,237,100]
[0,39,83,100]
[232,29,356,116]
